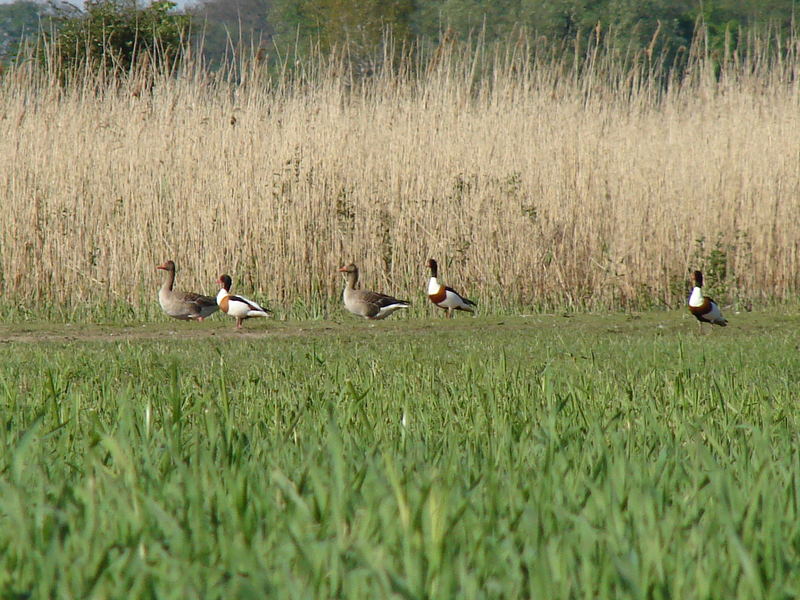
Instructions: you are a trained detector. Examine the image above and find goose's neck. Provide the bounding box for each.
[344,271,358,290]
[161,269,175,293]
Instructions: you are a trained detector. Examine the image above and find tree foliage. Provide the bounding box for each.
[270,0,415,64]
[189,0,273,67]
[260,0,800,74]
[2,0,799,74]
[0,1,49,61]
[51,0,190,73]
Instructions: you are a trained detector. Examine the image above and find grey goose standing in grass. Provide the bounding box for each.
[157,260,219,321]
[426,258,476,318]
[337,263,410,320]
[216,274,272,329]
[688,270,727,327]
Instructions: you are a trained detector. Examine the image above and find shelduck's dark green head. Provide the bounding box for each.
[427,258,438,276]
[692,271,704,287]
[217,274,232,291]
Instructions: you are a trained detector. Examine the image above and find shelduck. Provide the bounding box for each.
[216,274,272,329]
[688,270,727,327]
[156,260,218,321]
[426,258,476,318]
[337,263,410,320]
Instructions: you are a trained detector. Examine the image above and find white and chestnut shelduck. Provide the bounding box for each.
[337,263,410,320]
[216,274,272,329]
[157,260,219,321]
[426,258,476,318]
[688,270,727,327]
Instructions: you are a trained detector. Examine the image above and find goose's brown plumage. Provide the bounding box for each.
[157,260,218,321]
[337,263,410,320]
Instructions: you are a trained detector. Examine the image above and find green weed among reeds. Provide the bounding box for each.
[1,312,799,598]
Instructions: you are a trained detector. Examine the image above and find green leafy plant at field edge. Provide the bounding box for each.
[688,231,754,310]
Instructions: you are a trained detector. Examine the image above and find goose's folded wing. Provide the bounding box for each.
[182,292,218,307]
[362,290,409,308]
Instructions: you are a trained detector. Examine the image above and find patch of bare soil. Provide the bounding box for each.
[0,323,345,344]
[0,316,515,344]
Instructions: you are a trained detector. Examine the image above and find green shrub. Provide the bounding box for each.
[51,0,190,75]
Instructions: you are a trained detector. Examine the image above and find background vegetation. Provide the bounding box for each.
[2,28,800,319]
[2,0,800,68]
[1,0,799,320]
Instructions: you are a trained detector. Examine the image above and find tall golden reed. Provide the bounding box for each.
[1,33,799,318]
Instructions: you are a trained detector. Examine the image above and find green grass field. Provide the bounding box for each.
[1,311,800,598]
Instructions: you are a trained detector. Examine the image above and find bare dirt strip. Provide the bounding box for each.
[0,322,346,344]
[0,311,784,345]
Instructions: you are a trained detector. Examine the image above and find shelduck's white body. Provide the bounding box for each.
[426,258,476,318]
[216,275,272,329]
[688,271,727,327]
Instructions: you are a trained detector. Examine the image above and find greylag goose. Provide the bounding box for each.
[688,270,727,326]
[426,258,476,318]
[337,263,410,320]
[157,260,218,321]
[216,274,272,329]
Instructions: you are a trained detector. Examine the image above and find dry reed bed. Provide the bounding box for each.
[1,49,799,315]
